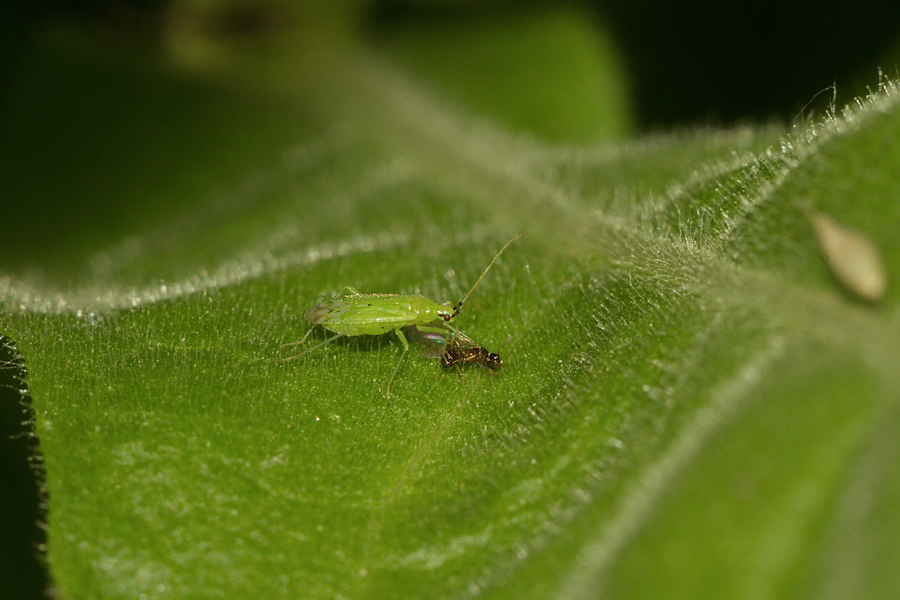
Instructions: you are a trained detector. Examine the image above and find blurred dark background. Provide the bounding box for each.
[597,0,900,127]
[2,0,900,597]
[5,0,900,128]
[369,0,900,127]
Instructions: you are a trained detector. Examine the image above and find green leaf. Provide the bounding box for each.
[2,13,900,600]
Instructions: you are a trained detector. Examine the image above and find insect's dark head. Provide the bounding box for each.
[486,352,502,370]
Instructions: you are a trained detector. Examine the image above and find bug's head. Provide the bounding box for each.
[438,303,455,321]
[486,352,502,370]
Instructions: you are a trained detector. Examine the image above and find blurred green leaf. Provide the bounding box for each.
[372,5,633,143]
[2,8,899,600]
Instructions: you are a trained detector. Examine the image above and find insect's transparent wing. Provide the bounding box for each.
[447,329,480,349]
[405,321,483,358]
[404,322,451,357]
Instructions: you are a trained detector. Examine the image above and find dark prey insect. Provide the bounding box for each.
[405,324,503,373]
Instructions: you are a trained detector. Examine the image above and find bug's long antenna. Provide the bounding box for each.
[451,234,521,319]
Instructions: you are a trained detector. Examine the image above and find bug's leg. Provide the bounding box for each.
[385,328,410,399]
[281,323,317,348]
[277,333,346,362]
[336,286,362,297]
[448,319,460,344]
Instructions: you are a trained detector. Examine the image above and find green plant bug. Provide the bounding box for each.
[281,235,521,397]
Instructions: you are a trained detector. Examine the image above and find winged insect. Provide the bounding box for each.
[281,235,520,397]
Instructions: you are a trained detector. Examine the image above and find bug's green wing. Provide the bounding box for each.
[305,300,353,326]
[306,294,441,336]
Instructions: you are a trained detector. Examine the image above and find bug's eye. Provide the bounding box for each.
[442,313,452,321]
